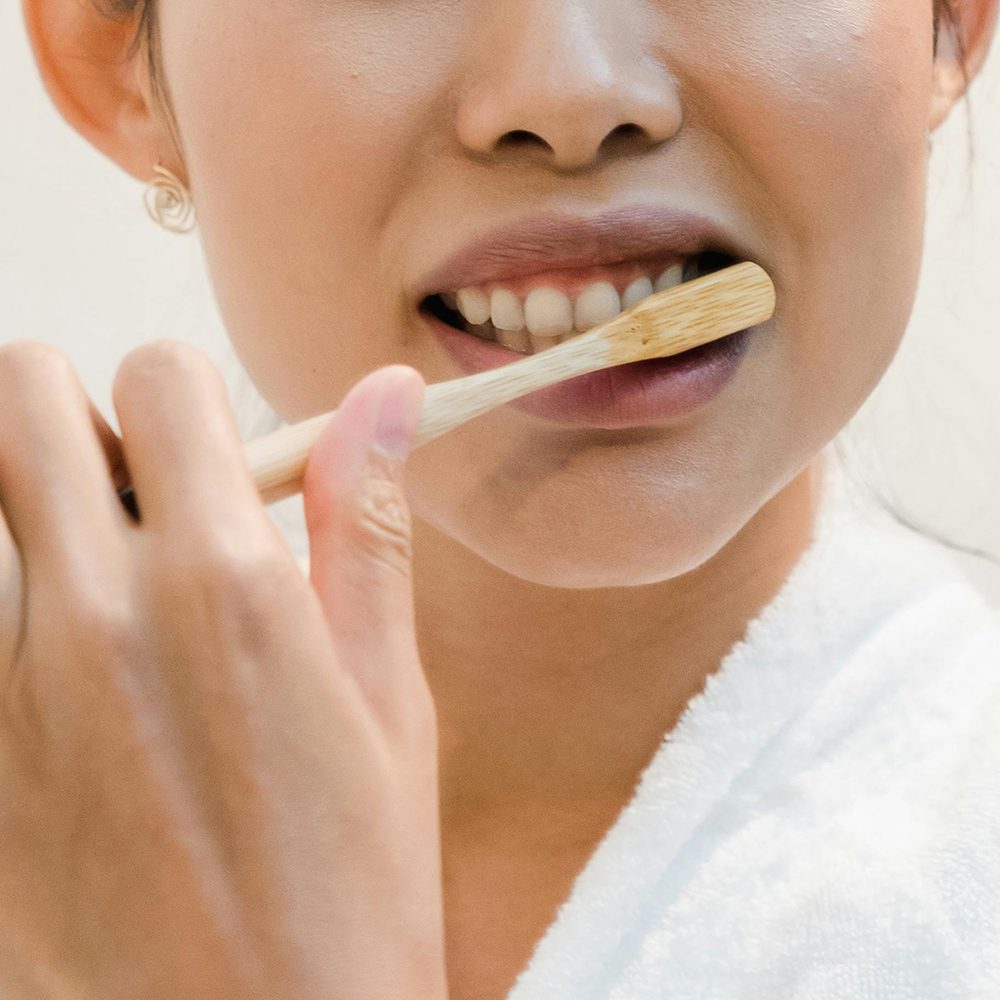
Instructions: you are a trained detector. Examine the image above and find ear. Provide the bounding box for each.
[20,0,176,184]
[930,0,999,130]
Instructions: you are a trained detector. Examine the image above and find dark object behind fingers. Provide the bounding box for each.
[118,485,141,523]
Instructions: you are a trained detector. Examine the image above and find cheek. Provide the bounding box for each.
[685,0,933,404]
[155,1,457,420]
[691,0,932,220]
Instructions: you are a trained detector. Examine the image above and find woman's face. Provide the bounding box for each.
[157,0,940,587]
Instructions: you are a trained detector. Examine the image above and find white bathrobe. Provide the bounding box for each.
[496,451,1000,1000]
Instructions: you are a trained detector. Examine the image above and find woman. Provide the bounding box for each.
[5,0,1000,996]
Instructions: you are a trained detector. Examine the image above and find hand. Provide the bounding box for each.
[0,341,447,1000]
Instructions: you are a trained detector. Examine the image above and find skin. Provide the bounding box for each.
[10,0,1000,997]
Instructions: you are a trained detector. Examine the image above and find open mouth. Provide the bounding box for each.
[420,250,739,357]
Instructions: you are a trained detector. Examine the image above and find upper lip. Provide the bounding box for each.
[414,204,748,301]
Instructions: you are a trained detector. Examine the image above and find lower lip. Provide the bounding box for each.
[425,312,754,429]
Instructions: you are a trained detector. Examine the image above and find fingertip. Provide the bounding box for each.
[384,363,426,390]
[372,367,425,462]
[302,365,426,535]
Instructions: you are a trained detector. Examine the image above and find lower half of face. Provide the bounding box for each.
[163,0,934,588]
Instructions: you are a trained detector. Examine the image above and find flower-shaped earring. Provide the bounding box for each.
[143,163,196,234]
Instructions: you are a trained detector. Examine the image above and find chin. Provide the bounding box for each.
[403,411,796,590]
[416,496,745,590]
[481,548,717,590]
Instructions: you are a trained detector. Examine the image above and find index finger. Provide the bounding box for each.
[111,341,274,545]
[0,343,132,575]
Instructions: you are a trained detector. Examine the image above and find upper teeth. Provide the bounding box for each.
[447,263,686,341]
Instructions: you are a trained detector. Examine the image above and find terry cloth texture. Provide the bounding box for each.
[503,453,1000,1000]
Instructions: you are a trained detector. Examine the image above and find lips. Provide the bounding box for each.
[413,203,750,304]
[412,204,762,428]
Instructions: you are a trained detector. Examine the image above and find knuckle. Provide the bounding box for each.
[351,464,413,570]
[151,534,294,619]
[59,590,138,665]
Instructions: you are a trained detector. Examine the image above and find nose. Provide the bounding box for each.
[454,0,682,173]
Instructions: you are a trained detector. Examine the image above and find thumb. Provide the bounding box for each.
[302,365,426,703]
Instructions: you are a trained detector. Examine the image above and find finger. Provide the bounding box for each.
[302,365,426,706]
[0,342,130,578]
[111,341,272,542]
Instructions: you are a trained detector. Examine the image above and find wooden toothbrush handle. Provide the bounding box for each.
[251,352,665,505]
[116,262,773,512]
[245,332,618,505]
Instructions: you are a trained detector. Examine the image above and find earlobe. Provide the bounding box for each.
[20,0,160,182]
[929,0,999,132]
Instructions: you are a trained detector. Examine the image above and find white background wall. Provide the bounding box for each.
[2,0,999,603]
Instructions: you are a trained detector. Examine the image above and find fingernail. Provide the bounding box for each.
[373,368,425,461]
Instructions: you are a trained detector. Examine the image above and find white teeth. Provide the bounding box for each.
[491,288,525,331]
[456,287,491,326]
[441,256,710,355]
[524,286,574,337]
[622,276,654,311]
[654,263,683,293]
[574,281,621,332]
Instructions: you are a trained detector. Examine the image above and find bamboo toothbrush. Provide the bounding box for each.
[117,260,774,514]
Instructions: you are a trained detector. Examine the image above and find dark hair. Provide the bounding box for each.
[94,0,997,571]
[94,1,164,124]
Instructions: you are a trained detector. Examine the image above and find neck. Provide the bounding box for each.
[414,453,826,823]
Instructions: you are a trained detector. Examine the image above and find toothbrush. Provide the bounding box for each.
[117,261,774,514]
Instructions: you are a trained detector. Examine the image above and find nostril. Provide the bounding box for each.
[609,123,644,140]
[600,122,650,154]
[496,129,552,154]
